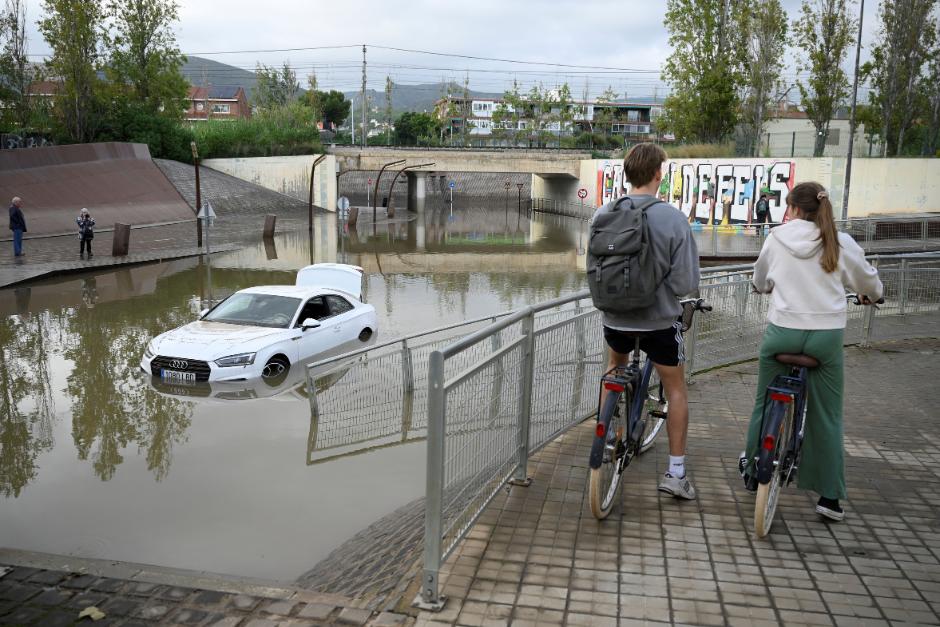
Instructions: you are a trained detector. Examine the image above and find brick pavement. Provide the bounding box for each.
[414,337,940,627]
[3,337,939,625]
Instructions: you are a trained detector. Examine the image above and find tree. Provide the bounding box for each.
[384,75,393,144]
[0,0,39,130]
[253,62,299,110]
[868,0,937,156]
[394,111,440,145]
[793,0,856,157]
[492,79,523,145]
[922,18,940,155]
[102,0,188,115]
[551,82,575,143]
[739,0,788,156]
[661,0,748,143]
[39,0,105,142]
[593,85,619,139]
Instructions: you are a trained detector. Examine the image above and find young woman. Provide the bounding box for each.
[740,182,883,521]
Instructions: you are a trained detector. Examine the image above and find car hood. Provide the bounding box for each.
[151,321,291,359]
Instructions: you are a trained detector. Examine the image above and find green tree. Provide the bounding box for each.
[551,82,575,144]
[303,89,349,129]
[661,0,748,143]
[793,0,856,156]
[492,79,523,145]
[740,0,788,156]
[922,19,940,155]
[0,0,40,130]
[592,85,619,139]
[867,0,937,156]
[39,0,105,142]
[253,61,299,110]
[394,111,440,145]
[102,0,187,115]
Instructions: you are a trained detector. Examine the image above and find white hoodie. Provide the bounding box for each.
[752,219,883,330]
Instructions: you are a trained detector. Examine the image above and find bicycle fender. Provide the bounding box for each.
[589,393,620,469]
[756,403,787,484]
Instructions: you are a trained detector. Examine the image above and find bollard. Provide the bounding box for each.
[112,223,130,256]
[348,206,359,227]
[263,214,277,239]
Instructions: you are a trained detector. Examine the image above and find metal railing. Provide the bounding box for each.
[415,253,940,609]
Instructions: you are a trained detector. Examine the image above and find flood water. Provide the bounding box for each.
[0,207,589,582]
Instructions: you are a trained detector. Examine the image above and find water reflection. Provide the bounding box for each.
[0,207,591,579]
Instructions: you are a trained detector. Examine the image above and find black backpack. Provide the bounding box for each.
[587,195,665,313]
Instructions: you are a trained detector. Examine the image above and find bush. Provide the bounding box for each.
[97,102,194,162]
[190,103,322,161]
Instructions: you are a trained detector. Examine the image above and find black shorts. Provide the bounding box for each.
[603,323,685,367]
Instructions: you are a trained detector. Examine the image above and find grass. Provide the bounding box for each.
[666,142,736,159]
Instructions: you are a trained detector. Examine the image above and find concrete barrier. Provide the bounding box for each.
[263,214,277,238]
[112,223,130,256]
[203,155,337,213]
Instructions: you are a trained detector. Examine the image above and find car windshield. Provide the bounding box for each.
[204,293,301,328]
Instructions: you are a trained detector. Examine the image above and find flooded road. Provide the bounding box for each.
[0,208,588,582]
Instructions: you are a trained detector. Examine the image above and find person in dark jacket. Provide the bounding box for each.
[77,208,95,257]
[9,197,26,257]
[754,193,770,234]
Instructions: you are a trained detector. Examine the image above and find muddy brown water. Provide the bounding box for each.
[0,209,595,582]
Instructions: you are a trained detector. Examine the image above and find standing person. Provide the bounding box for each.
[740,182,883,521]
[77,208,95,257]
[9,196,26,257]
[754,193,770,234]
[590,143,701,499]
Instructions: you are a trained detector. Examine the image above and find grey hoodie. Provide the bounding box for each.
[752,219,883,330]
[590,195,700,331]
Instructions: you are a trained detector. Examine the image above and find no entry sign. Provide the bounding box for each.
[577,188,588,199]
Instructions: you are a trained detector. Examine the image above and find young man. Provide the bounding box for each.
[9,196,26,257]
[754,193,770,234]
[591,143,701,498]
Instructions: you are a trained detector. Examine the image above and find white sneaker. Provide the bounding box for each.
[658,472,697,500]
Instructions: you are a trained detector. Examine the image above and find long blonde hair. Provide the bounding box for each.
[788,182,840,273]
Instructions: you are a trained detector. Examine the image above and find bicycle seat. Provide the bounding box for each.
[775,353,819,368]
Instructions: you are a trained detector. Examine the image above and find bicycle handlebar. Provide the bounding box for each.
[846,293,885,307]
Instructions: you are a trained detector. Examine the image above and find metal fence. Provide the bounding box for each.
[414,253,940,609]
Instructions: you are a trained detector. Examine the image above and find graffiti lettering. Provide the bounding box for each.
[596,158,795,224]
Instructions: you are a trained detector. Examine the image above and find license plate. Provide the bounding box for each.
[161,369,196,382]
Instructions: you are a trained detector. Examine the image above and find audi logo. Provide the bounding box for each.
[169,359,189,370]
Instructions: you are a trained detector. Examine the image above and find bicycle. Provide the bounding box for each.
[588,298,712,519]
[749,293,883,537]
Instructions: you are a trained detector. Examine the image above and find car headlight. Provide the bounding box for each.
[144,341,156,359]
[214,352,256,367]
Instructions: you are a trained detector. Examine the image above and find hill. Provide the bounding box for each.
[343,82,504,115]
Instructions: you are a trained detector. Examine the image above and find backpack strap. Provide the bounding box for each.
[611,195,660,212]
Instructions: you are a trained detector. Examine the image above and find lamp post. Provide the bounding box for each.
[190,141,203,247]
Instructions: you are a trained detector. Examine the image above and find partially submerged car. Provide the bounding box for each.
[141,264,377,384]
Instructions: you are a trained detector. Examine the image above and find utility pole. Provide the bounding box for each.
[361,45,367,148]
[842,0,865,221]
[191,141,203,247]
[350,96,355,145]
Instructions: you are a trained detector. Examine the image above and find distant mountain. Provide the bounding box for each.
[343,82,504,116]
[180,56,308,104]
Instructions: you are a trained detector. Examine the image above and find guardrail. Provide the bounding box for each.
[414,252,940,609]
[527,198,940,257]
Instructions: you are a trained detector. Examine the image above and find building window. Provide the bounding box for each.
[212,103,230,114]
[627,110,640,122]
[195,102,204,112]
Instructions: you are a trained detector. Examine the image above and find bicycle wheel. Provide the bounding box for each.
[754,401,794,538]
[638,366,666,455]
[589,388,629,520]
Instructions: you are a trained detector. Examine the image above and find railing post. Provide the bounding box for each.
[922,218,929,250]
[402,338,415,394]
[898,258,908,316]
[711,225,718,257]
[415,350,447,611]
[306,368,321,426]
[510,311,535,486]
[685,307,700,385]
[861,258,879,347]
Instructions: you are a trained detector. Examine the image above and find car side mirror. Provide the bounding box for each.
[301,318,320,330]
[199,308,209,318]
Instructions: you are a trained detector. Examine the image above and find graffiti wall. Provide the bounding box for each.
[596,158,796,224]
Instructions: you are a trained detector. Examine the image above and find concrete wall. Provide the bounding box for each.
[203,154,337,212]
[573,157,940,220]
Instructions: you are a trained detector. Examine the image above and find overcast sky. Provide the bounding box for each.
[21,0,882,101]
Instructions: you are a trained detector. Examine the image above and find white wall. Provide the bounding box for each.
[203,154,337,212]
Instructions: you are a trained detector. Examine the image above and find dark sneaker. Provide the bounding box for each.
[815,497,844,521]
[739,451,757,492]
[658,472,696,500]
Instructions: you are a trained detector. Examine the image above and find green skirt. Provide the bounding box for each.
[744,324,846,500]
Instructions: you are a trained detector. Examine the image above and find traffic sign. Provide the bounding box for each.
[367,178,373,185]
[337,196,350,212]
[197,201,217,219]
[448,181,456,190]
[577,188,588,199]
[504,179,511,189]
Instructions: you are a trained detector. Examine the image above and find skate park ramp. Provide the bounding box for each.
[0,142,195,236]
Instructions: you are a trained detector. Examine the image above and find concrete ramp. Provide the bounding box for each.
[0,142,195,236]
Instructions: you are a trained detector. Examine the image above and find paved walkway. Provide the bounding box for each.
[414,337,940,627]
[2,335,939,625]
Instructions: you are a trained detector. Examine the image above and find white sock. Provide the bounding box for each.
[669,455,686,478]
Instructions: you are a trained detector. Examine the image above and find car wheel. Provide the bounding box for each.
[261,355,290,387]
[358,328,373,342]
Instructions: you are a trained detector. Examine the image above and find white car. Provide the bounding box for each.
[141,264,377,384]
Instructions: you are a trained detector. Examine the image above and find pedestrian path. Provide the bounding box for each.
[414,337,940,627]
